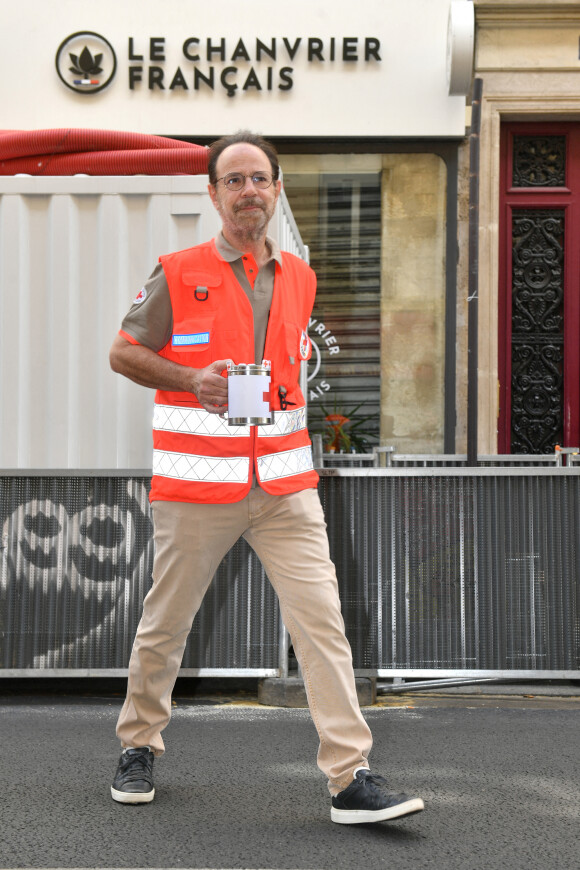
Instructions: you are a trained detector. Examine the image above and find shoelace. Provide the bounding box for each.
[359,772,390,791]
[119,751,153,783]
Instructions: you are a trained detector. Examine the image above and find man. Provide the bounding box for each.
[109,130,424,825]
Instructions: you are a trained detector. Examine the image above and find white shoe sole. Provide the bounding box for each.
[331,797,424,824]
[111,785,155,804]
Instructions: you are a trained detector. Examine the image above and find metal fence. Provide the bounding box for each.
[319,466,580,678]
[1,465,579,678]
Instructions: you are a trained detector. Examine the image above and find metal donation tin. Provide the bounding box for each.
[226,360,274,426]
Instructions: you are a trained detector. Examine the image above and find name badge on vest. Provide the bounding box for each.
[172,331,210,347]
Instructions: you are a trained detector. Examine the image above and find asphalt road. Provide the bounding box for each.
[1,685,579,870]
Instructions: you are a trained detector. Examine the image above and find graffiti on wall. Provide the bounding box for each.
[0,478,153,668]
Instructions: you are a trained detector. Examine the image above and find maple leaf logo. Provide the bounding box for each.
[69,46,103,77]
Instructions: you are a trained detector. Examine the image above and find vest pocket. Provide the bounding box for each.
[181,272,223,311]
[170,317,215,364]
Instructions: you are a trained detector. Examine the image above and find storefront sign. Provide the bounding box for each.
[55,31,385,98]
[4,0,469,136]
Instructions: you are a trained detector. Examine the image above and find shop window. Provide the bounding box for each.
[282,159,382,451]
[282,151,448,455]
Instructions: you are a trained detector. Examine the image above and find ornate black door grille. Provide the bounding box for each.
[510,209,564,453]
[512,136,566,188]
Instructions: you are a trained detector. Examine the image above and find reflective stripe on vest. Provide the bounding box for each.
[152,445,313,484]
[259,407,307,438]
[153,404,249,437]
[153,403,307,438]
[257,446,314,481]
[153,450,250,483]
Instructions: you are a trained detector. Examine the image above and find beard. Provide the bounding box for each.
[234,199,272,238]
[218,197,276,242]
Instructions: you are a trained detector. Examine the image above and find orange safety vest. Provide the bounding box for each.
[149,239,320,503]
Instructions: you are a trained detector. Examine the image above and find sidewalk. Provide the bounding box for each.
[1,678,580,870]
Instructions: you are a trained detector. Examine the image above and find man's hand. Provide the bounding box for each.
[191,359,232,414]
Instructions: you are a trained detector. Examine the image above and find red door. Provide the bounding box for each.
[498,122,580,453]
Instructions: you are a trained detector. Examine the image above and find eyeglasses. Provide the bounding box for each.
[215,171,274,191]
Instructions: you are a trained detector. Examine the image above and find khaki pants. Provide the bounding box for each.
[116,486,372,794]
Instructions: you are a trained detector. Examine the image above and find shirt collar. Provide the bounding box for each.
[215,231,283,267]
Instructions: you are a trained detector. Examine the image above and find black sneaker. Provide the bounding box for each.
[111,747,155,804]
[331,770,424,824]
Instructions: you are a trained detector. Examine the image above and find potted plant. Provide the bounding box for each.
[319,399,378,453]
